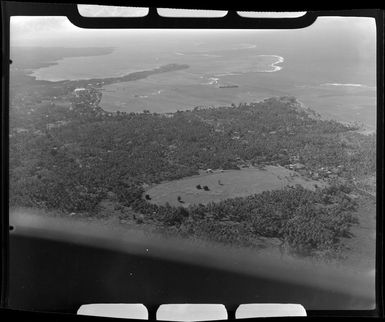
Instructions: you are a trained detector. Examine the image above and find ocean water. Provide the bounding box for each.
[27,25,377,129]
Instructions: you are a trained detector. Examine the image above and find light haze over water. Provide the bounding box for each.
[11,17,377,129]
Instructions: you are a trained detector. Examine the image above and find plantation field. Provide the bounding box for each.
[146,165,326,207]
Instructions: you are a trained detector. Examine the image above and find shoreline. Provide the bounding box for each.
[30,53,285,83]
[100,92,375,136]
[16,51,374,134]
[295,99,375,136]
[11,46,116,82]
[35,63,190,86]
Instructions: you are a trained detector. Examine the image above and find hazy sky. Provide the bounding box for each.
[11,15,375,48]
[10,15,376,77]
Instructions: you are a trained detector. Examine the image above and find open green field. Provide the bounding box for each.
[146,165,326,207]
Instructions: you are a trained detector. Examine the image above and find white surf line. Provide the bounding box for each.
[269,55,284,72]
[214,72,242,77]
[255,55,284,72]
[321,83,365,87]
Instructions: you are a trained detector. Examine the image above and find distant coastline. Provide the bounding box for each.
[10,46,115,79]
[58,64,191,91]
[12,46,374,132]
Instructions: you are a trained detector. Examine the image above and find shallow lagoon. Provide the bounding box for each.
[29,38,376,129]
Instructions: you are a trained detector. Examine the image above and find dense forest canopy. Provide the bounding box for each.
[9,71,376,258]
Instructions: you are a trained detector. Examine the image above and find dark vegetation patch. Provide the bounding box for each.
[9,65,375,259]
[127,184,359,258]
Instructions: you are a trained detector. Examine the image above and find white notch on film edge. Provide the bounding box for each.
[157,304,228,321]
[157,9,228,18]
[236,303,307,318]
[77,5,149,17]
[77,303,148,319]
[237,12,307,18]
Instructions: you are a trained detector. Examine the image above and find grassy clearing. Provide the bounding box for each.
[146,165,326,207]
